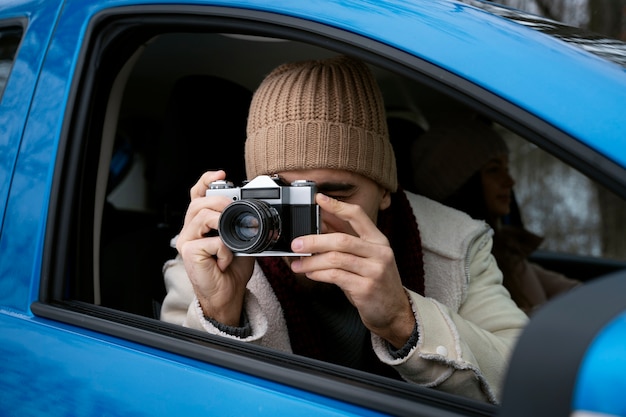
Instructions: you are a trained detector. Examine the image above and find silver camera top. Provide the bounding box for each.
[205,175,320,256]
[206,175,316,205]
[208,180,234,189]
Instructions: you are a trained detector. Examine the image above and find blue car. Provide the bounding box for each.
[1,0,626,415]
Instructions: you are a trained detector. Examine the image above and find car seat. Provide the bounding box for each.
[387,116,424,194]
[100,75,252,318]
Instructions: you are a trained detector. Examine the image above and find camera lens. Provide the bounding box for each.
[219,200,281,253]
[233,213,259,240]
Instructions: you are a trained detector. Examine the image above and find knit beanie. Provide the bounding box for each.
[411,119,508,201]
[245,55,398,192]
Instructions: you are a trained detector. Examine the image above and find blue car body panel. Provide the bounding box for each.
[573,311,626,416]
[0,0,64,238]
[1,0,626,415]
[0,312,387,416]
[0,0,68,318]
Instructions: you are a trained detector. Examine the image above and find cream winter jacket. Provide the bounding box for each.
[160,192,528,404]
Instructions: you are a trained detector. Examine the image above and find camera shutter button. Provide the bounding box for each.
[291,180,315,186]
[209,180,234,189]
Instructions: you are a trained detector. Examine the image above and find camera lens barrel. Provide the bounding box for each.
[218,199,281,254]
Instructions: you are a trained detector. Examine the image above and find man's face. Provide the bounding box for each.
[278,168,391,236]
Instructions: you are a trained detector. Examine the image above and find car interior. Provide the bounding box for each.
[37,8,626,414]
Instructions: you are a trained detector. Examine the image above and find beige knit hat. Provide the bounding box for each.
[411,119,508,201]
[245,55,398,192]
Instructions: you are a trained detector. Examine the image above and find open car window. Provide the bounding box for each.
[35,5,626,416]
[502,129,626,280]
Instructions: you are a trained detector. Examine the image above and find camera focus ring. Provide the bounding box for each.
[218,199,281,254]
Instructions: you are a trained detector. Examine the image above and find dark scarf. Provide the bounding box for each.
[257,189,425,378]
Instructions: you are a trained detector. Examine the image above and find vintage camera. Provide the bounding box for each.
[206,175,320,256]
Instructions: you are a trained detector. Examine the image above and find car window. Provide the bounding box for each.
[503,129,626,264]
[39,6,626,416]
[0,25,23,101]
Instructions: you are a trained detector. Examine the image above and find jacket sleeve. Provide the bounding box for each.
[371,233,528,403]
[160,254,195,326]
[161,257,292,352]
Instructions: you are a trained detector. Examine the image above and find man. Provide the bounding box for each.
[161,55,527,403]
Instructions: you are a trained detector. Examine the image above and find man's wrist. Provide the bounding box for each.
[198,296,243,327]
[388,321,419,359]
[204,311,252,338]
[380,302,417,349]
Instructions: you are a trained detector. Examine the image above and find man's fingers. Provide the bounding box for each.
[291,249,364,277]
[315,193,388,244]
[292,232,367,258]
[179,207,219,242]
[183,194,233,227]
[291,240,393,278]
[178,235,234,273]
[190,170,226,199]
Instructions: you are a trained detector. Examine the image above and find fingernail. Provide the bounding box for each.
[292,238,304,251]
[291,260,301,271]
[318,193,329,202]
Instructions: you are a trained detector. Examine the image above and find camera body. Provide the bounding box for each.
[206,175,320,256]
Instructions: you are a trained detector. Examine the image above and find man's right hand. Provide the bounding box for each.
[176,170,254,327]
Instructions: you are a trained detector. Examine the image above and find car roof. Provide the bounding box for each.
[191,0,625,166]
[8,0,626,168]
[459,0,626,68]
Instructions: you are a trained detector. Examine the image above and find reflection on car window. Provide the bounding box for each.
[459,0,626,68]
[500,127,626,262]
[0,26,23,100]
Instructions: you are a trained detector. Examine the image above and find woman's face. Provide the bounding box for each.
[480,153,515,218]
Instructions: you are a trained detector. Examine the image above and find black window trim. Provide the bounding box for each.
[37,4,626,417]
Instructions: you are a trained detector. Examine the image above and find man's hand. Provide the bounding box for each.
[176,170,254,326]
[290,193,416,349]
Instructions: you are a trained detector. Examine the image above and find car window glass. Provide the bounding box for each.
[502,128,626,264]
[0,25,23,100]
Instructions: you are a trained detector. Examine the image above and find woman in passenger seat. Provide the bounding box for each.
[411,118,581,315]
[160,56,528,404]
